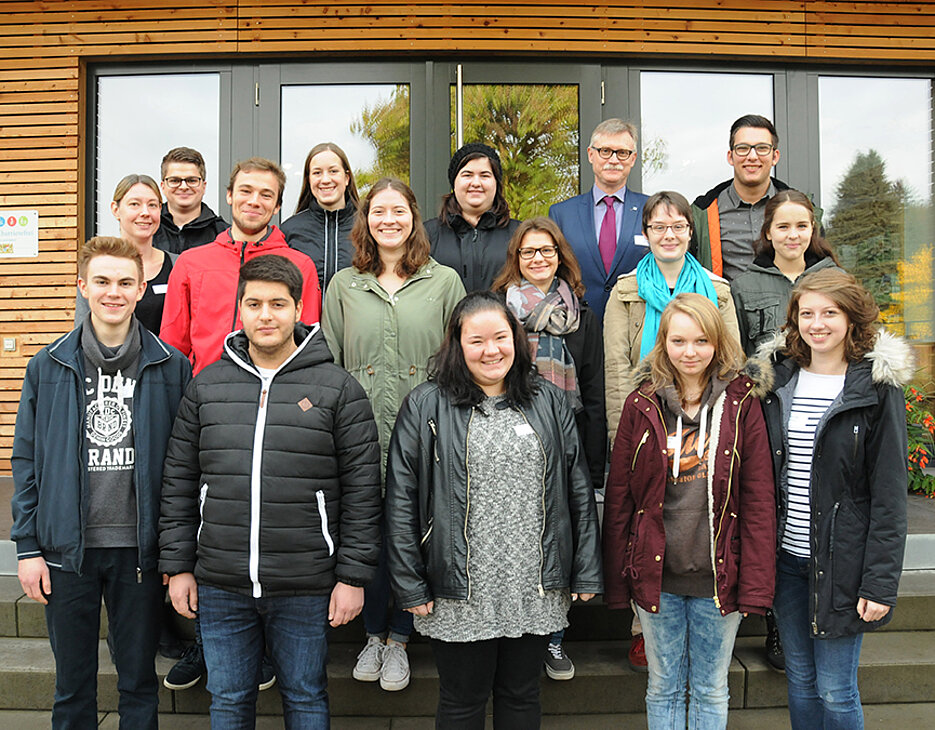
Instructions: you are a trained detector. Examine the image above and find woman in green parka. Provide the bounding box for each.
[322,176,465,694]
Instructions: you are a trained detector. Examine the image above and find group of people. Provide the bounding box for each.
[11,113,909,730]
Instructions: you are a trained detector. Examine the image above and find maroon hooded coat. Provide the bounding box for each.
[603,359,776,617]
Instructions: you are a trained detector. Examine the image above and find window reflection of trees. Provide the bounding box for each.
[448,85,579,220]
[350,85,411,189]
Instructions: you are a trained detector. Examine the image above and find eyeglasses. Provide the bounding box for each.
[647,223,690,235]
[164,176,203,188]
[731,143,775,157]
[591,146,634,161]
[518,246,558,260]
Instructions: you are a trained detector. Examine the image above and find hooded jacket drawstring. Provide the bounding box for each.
[672,403,708,479]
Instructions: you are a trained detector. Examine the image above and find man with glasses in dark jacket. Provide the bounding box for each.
[12,236,192,729]
[159,255,381,728]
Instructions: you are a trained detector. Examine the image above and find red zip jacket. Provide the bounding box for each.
[160,226,321,374]
[603,361,776,617]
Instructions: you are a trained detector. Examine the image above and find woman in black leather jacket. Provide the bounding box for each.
[385,291,602,729]
[281,142,359,297]
[760,268,910,730]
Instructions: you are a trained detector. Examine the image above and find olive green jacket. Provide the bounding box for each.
[322,258,465,470]
[603,269,740,444]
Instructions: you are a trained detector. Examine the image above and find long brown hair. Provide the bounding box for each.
[782,268,879,367]
[755,190,839,264]
[440,151,511,228]
[293,142,360,215]
[113,174,161,206]
[491,216,585,297]
[645,293,744,394]
[351,177,431,278]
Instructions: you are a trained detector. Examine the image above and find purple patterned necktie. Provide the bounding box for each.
[599,195,618,273]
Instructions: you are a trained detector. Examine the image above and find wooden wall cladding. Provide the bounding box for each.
[1,0,934,470]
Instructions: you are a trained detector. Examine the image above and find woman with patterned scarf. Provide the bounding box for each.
[493,215,605,681]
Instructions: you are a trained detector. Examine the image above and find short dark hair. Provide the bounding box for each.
[642,191,695,237]
[228,157,286,207]
[237,254,304,305]
[729,114,779,149]
[161,147,206,180]
[78,236,144,282]
[430,291,539,409]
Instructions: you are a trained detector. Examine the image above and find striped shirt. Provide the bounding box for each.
[782,370,845,557]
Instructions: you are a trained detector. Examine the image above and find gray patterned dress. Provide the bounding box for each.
[414,395,571,642]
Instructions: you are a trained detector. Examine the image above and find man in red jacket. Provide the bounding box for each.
[160,157,321,374]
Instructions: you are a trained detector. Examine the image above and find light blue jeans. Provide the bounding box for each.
[637,592,742,730]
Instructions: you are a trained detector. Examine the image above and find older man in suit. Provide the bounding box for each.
[549,119,649,321]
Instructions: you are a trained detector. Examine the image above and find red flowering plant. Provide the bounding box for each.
[905,385,935,497]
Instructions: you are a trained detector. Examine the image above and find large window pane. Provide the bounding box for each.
[96,74,220,235]
[819,76,934,349]
[280,84,410,217]
[639,72,773,200]
[450,84,579,219]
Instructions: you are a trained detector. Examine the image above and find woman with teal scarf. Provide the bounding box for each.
[604,190,740,445]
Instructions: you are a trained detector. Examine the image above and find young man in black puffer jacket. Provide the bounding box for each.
[159,254,382,727]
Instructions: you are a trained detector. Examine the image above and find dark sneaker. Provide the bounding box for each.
[544,641,575,680]
[765,611,785,672]
[164,644,205,690]
[258,655,277,691]
[628,633,648,672]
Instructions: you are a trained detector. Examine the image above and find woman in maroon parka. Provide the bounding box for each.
[603,293,775,730]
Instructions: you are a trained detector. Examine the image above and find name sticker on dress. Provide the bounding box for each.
[514,423,534,437]
[152,284,169,294]
[666,435,679,451]
[634,235,649,247]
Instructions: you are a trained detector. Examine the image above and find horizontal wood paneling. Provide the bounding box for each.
[1,0,933,473]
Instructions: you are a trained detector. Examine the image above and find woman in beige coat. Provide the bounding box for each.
[604,191,740,444]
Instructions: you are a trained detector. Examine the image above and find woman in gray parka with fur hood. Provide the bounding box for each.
[759,268,911,730]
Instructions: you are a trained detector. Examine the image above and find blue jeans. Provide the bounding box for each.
[637,593,742,730]
[198,585,330,730]
[45,547,161,730]
[773,550,864,730]
[362,528,413,643]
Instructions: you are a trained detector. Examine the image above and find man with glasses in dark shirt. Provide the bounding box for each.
[549,118,650,322]
[690,115,790,282]
[153,146,228,254]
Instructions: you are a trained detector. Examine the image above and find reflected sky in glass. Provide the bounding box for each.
[640,72,773,201]
[819,76,932,212]
[96,74,220,236]
[280,84,403,217]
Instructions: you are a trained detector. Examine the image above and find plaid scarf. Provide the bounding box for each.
[506,277,583,412]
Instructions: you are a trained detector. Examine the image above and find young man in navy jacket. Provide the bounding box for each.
[12,236,192,728]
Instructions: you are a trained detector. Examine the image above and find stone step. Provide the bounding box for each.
[2,631,934,716]
[3,704,935,729]
[5,572,935,641]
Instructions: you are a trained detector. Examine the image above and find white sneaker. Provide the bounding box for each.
[380,641,411,691]
[352,636,385,682]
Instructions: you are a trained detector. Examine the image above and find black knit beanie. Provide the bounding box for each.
[447,143,502,188]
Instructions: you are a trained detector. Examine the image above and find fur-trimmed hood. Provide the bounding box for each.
[630,351,774,399]
[755,327,915,388]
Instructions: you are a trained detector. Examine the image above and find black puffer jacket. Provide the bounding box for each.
[426,212,519,292]
[759,330,911,639]
[158,323,382,597]
[384,380,603,610]
[152,202,228,255]
[280,193,356,297]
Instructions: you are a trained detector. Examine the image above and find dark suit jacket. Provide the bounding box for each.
[549,186,649,321]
